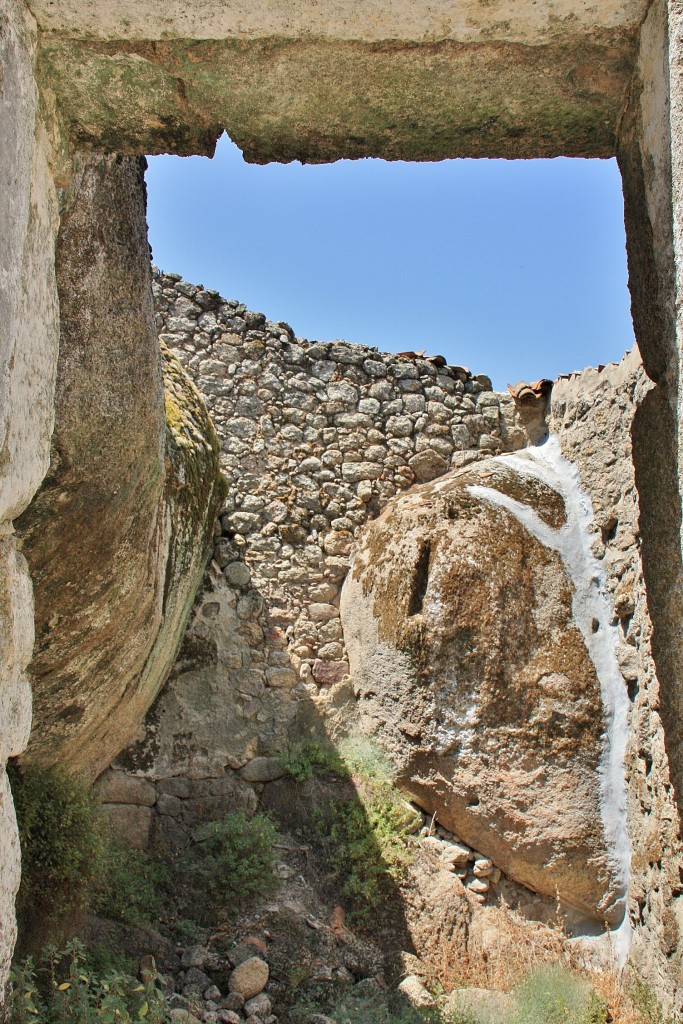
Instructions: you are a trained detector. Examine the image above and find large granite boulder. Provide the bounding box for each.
[15,154,223,778]
[340,445,628,926]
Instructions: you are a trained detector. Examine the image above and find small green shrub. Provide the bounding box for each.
[511,965,607,1024]
[628,977,675,1024]
[299,739,420,925]
[279,741,345,782]
[338,737,398,782]
[331,776,419,916]
[6,939,170,1024]
[9,764,108,919]
[9,763,170,946]
[92,836,167,927]
[190,811,279,911]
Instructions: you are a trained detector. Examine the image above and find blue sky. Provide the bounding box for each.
[146,134,634,391]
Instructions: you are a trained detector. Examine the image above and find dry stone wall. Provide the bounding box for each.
[104,270,530,847]
[153,269,525,675]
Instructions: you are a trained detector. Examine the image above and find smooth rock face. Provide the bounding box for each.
[15,154,222,778]
[341,456,619,922]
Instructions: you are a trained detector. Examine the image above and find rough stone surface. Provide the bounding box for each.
[85,289,682,1008]
[341,456,619,922]
[240,757,285,784]
[0,1,60,525]
[29,0,650,42]
[243,993,272,1018]
[397,975,434,1007]
[101,803,153,850]
[0,0,61,994]
[551,350,683,1008]
[15,157,223,778]
[444,988,515,1023]
[94,770,156,806]
[228,957,269,1000]
[1,0,682,1011]
[38,32,637,163]
[617,0,683,847]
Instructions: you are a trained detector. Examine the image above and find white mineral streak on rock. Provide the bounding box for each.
[468,434,632,963]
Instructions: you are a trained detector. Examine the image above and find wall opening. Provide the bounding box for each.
[146,133,634,389]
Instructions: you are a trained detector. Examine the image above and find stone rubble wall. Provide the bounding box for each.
[551,348,683,1011]
[153,269,526,676]
[102,269,531,849]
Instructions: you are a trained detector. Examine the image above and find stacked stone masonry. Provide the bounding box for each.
[155,267,523,687]
[108,269,532,850]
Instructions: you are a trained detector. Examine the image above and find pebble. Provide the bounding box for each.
[440,842,471,867]
[220,992,245,1012]
[228,957,269,1000]
[170,1012,202,1024]
[183,968,212,995]
[467,877,490,894]
[398,975,435,1007]
[181,946,209,970]
[244,994,272,1018]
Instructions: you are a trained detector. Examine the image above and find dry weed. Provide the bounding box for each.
[429,903,671,1024]
[592,968,675,1024]
[433,904,578,993]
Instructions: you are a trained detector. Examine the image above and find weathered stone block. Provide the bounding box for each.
[95,770,156,806]
[103,803,152,850]
[240,757,284,783]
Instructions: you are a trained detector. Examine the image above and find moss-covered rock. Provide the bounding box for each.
[15,153,223,778]
[37,33,635,162]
